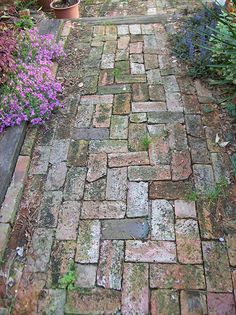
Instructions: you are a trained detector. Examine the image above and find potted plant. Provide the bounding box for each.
[50,0,80,18]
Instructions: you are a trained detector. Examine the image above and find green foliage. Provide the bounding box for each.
[15,16,34,30]
[16,0,38,10]
[59,262,76,289]
[185,190,199,202]
[113,67,121,78]
[141,135,151,150]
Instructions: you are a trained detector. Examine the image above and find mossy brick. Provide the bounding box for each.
[89,140,128,154]
[130,54,144,64]
[38,191,62,228]
[98,84,131,94]
[147,69,162,84]
[128,123,147,151]
[75,105,94,128]
[20,127,38,156]
[147,112,184,124]
[207,293,236,314]
[193,164,215,194]
[162,75,180,93]
[103,40,117,53]
[182,94,201,114]
[149,181,192,200]
[132,83,149,102]
[110,115,128,140]
[144,54,159,70]
[149,84,165,101]
[99,69,114,86]
[149,136,171,165]
[37,289,66,315]
[128,165,171,181]
[108,151,149,167]
[188,136,211,164]
[130,113,147,123]
[0,223,10,260]
[115,49,129,61]
[84,178,106,201]
[67,140,88,167]
[81,201,126,219]
[185,114,205,138]
[115,60,130,74]
[113,93,131,114]
[64,167,86,201]
[93,104,112,128]
[180,291,207,315]
[116,74,146,84]
[151,289,180,315]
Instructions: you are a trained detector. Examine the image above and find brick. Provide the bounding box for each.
[80,94,113,105]
[99,69,114,86]
[108,151,149,167]
[21,127,38,156]
[98,84,132,94]
[104,40,117,53]
[93,25,105,35]
[193,164,215,194]
[141,24,154,34]
[149,84,165,101]
[89,140,128,153]
[30,146,50,175]
[106,25,117,36]
[130,42,143,54]
[118,35,130,49]
[72,127,109,140]
[56,201,81,240]
[87,153,107,182]
[130,113,147,123]
[185,114,205,138]
[97,240,124,290]
[205,126,221,153]
[197,200,222,239]
[180,291,207,315]
[171,150,192,181]
[75,105,94,128]
[45,162,67,191]
[166,92,183,111]
[178,77,196,95]
[182,94,201,114]
[0,156,30,224]
[132,101,166,112]
[115,49,129,61]
[189,136,211,164]
[144,54,158,70]
[202,105,221,128]
[125,240,176,263]
[84,178,106,200]
[128,165,171,181]
[116,74,146,84]
[81,201,126,219]
[75,264,97,288]
[202,241,232,292]
[26,228,54,272]
[211,153,230,183]
[127,182,148,217]
[149,136,171,165]
[113,93,131,114]
[83,74,98,94]
[149,181,192,200]
[150,264,205,289]
[176,219,202,264]
[151,200,175,241]
[163,75,180,93]
[106,168,127,201]
[131,62,145,74]
[67,140,88,167]
[159,55,177,75]
[207,293,236,315]
[194,79,213,103]
[49,139,70,164]
[168,123,188,151]
[76,220,100,263]
[130,54,144,63]
[115,60,129,74]
[148,112,184,124]
[128,123,147,151]
[174,200,196,218]
[147,124,166,137]
[65,288,120,314]
[39,191,62,228]
[144,35,158,54]
[101,218,148,240]
[129,24,141,34]
[132,83,149,102]
[121,263,149,314]
[226,234,236,266]
[38,289,66,315]
[93,103,112,128]
[151,290,180,315]
[147,69,162,84]
[130,34,144,42]
[0,223,10,260]
[110,115,128,139]
[118,25,129,35]
[64,167,86,201]
[101,53,115,69]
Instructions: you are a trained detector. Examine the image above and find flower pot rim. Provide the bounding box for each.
[50,0,80,10]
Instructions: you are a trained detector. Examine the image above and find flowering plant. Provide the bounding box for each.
[0,27,65,132]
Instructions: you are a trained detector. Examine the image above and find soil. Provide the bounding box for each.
[52,0,78,8]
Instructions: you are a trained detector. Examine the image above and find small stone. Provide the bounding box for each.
[127,182,148,217]
[128,165,171,181]
[106,168,127,201]
[81,201,126,219]
[174,200,196,218]
[75,264,97,288]
[64,167,86,201]
[76,220,100,263]
[87,153,107,182]
[84,178,106,201]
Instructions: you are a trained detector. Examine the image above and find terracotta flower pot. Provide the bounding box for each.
[50,0,80,19]
[38,0,52,11]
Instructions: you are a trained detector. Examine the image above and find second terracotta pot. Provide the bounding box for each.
[50,0,80,19]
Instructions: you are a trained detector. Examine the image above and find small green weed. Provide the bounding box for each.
[185,190,199,202]
[113,67,121,78]
[59,262,76,289]
[142,135,151,151]
[15,16,34,30]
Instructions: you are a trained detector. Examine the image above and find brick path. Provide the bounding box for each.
[3,18,236,315]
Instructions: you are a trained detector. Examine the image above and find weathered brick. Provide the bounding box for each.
[56,201,81,240]
[118,25,129,35]
[149,84,165,101]
[193,164,215,194]
[113,93,131,114]
[147,69,162,84]
[75,105,94,128]
[189,136,211,164]
[45,162,67,191]
[98,84,132,95]
[127,182,148,217]
[202,241,232,292]
[168,122,188,151]
[150,264,205,289]
[75,264,97,288]
[202,105,221,128]
[205,126,221,153]
[38,289,66,315]
[149,136,171,165]
[84,178,106,200]
[130,54,144,63]
[144,54,159,70]
[130,113,147,123]
[101,218,148,240]
[130,34,144,42]
[129,24,142,35]
[159,55,177,75]
[49,139,70,164]
[116,74,146,84]
[174,200,196,218]
[118,35,130,49]
[65,288,121,314]
[151,290,180,315]
[185,114,205,138]
[0,223,10,260]
[108,151,149,167]
[87,153,107,182]
[106,168,127,201]
[128,165,171,181]
[97,240,124,290]
[207,293,236,315]
[182,94,201,114]
[176,219,202,264]
[81,201,126,219]
[106,25,117,36]
[132,84,149,102]
[67,139,88,167]
[162,75,180,93]
[76,220,100,263]
[104,40,117,53]
[99,69,114,86]
[80,94,113,106]
[21,127,38,156]
[64,167,86,201]
[141,24,154,34]
[121,263,149,314]
[89,140,128,153]
[130,42,143,54]
[128,123,147,151]
[93,103,112,128]
[147,124,166,137]
[211,152,230,183]
[39,191,62,228]
[26,228,54,272]
[115,60,130,74]
[178,77,196,95]
[72,127,109,140]
[151,200,175,241]
[166,92,183,112]
[30,146,50,175]
[115,49,129,61]
[110,115,128,139]
[125,240,176,263]
[226,234,236,266]
[132,101,166,112]
[171,150,192,181]
[144,35,158,54]
[101,53,115,69]
[194,79,213,103]
[149,181,192,200]
[148,112,184,124]
[131,62,145,74]
[180,291,207,315]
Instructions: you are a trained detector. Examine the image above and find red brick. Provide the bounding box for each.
[130,42,143,54]
[149,137,170,165]
[81,201,126,219]
[118,36,130,49]
[180,291,207,315]
[108,151,149,167]
[98,69,114,86]
[149,181,192,200]
[113,93,131,114]
[93,104,112,128]
[174,200,196,218]
[207,293,236,315]
[132,101,166,112]
[128,165,171,181]
[171,150,192,181]
[87,153,107,182]
[151,289,180,315]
